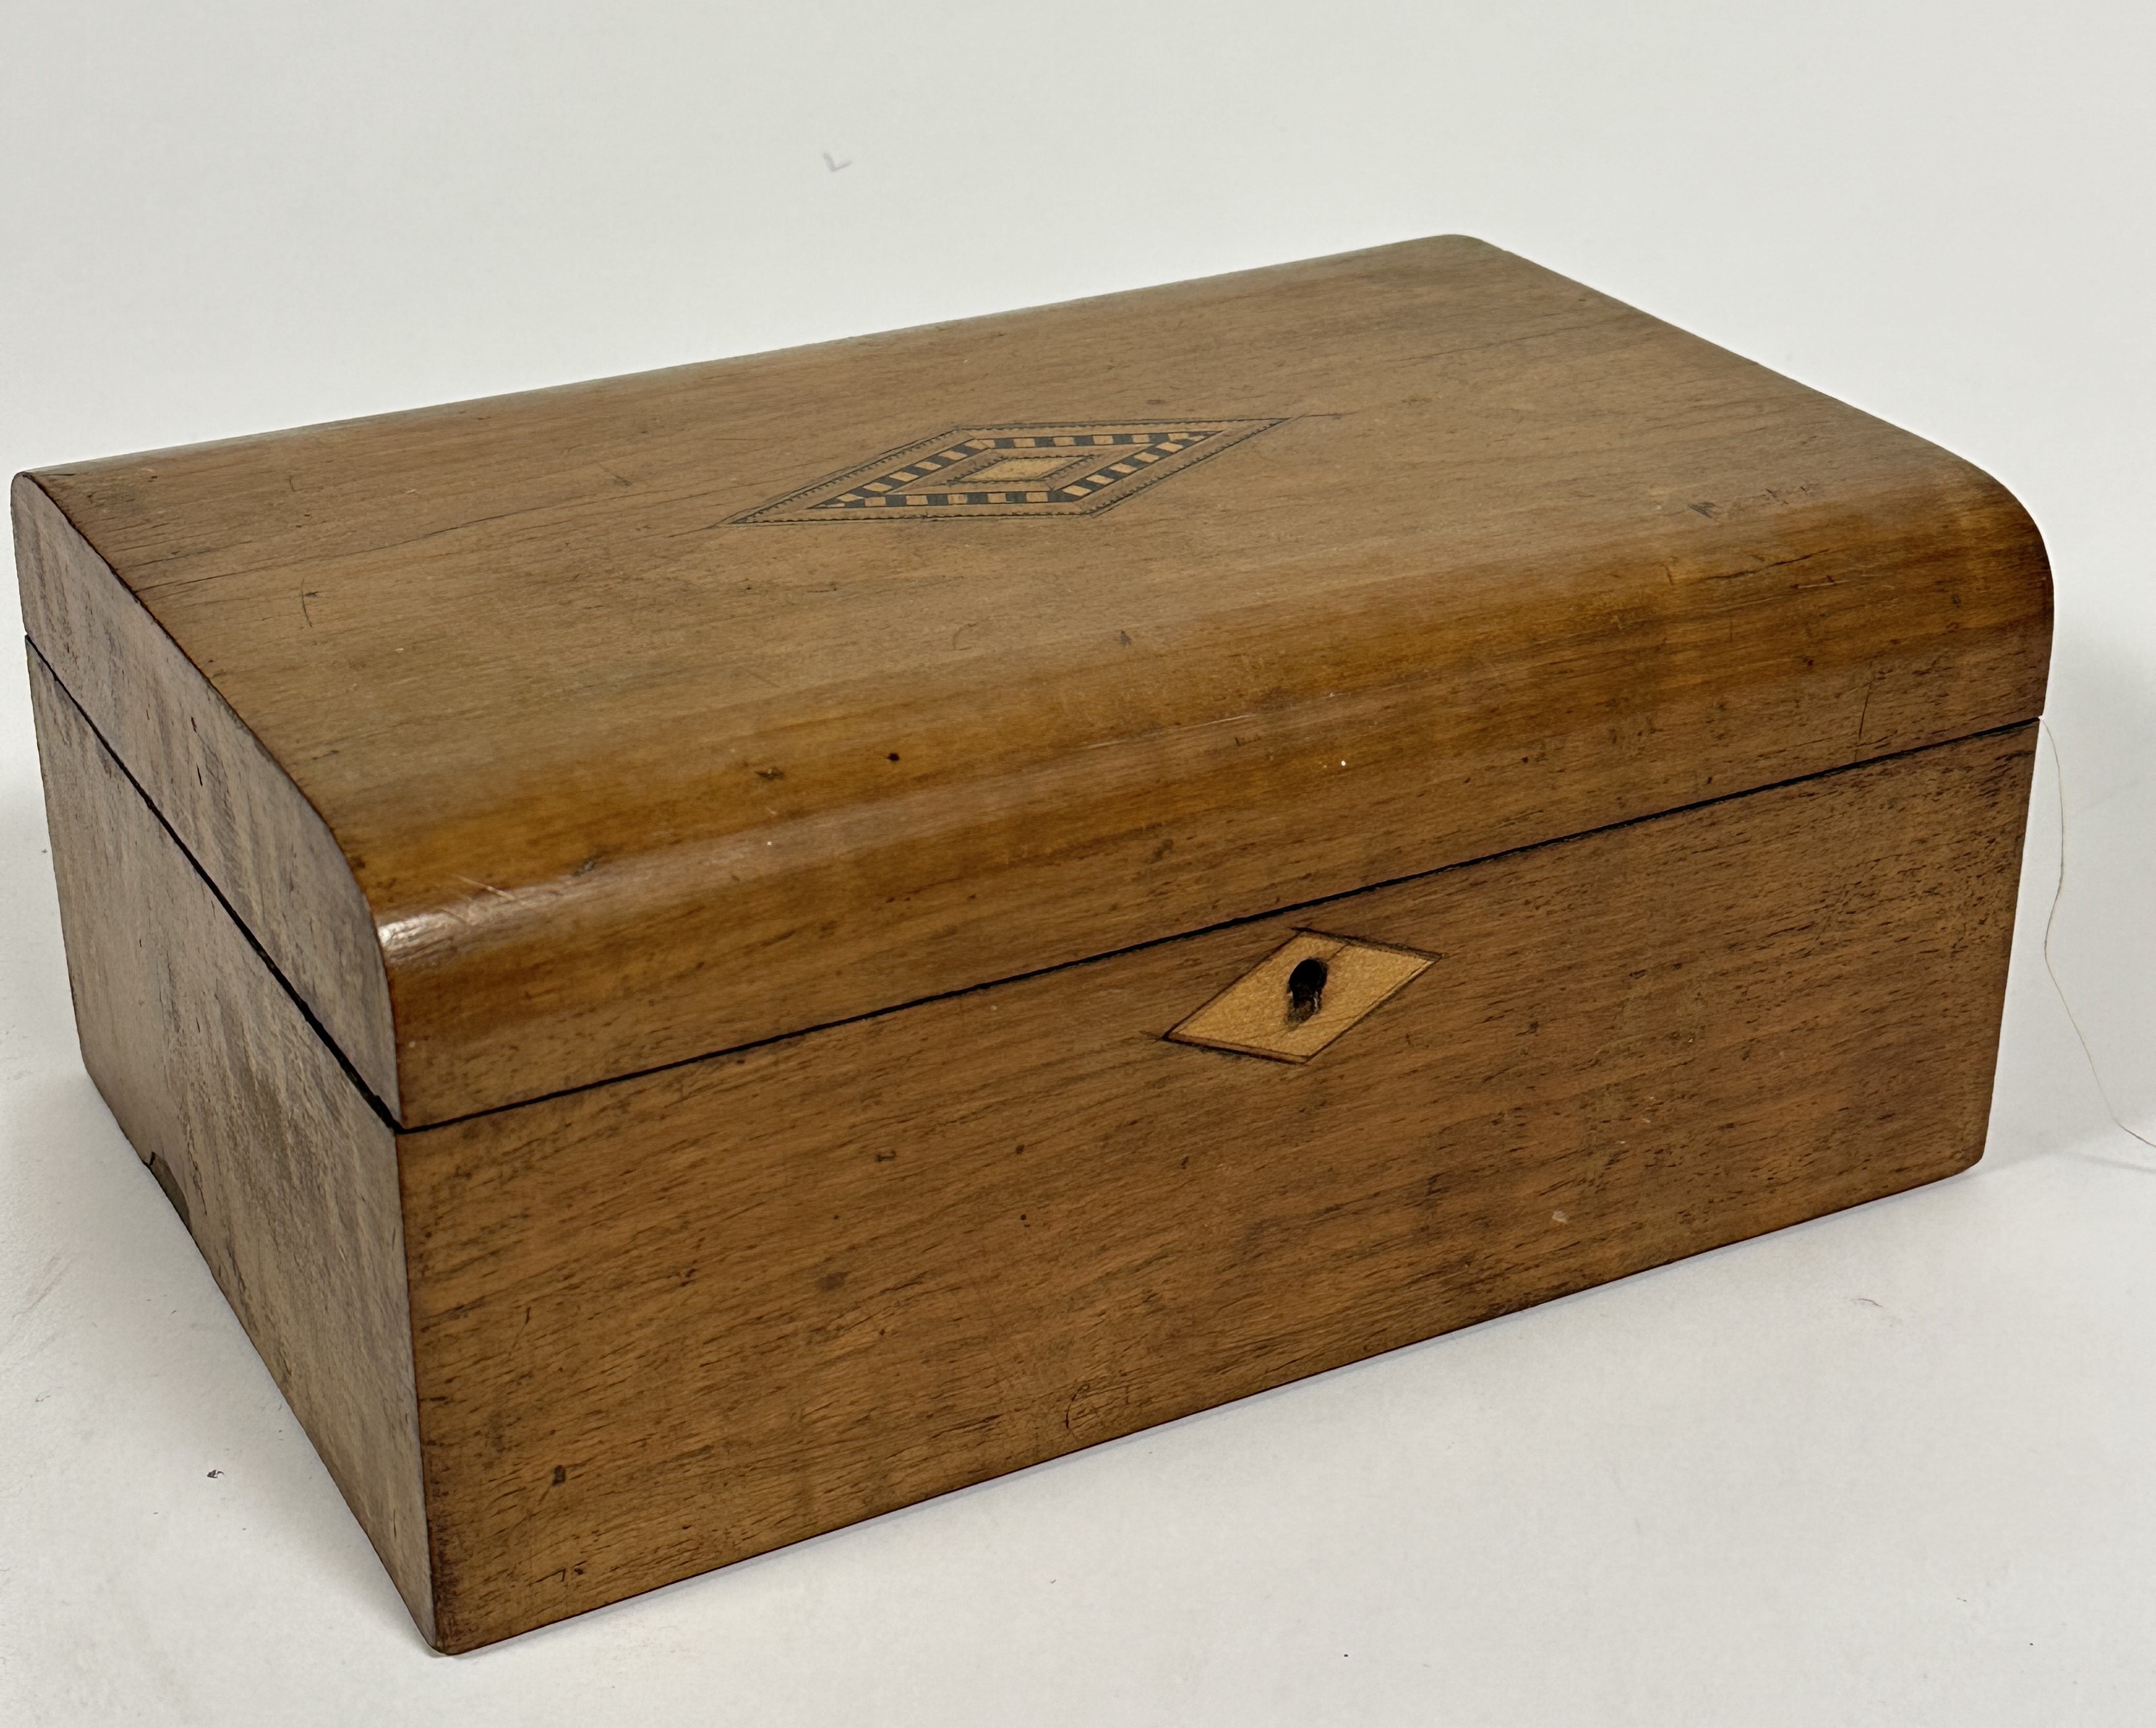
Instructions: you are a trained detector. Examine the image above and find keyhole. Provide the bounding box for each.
[1285,957,1329,1025]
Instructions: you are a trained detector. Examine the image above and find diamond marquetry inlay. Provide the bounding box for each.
[730,419,1282,523]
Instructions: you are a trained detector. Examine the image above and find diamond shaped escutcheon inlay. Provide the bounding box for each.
[1166,932,1435,1064]
[729,419,1282,523]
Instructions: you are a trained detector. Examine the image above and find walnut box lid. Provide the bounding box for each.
[13,236,2052,1126]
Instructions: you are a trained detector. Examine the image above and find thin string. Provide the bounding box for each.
[2037,716,2156,1155]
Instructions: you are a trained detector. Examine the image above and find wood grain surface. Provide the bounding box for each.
[16,236,2053,1124]
[27,652,433,1638]
[399,724,2035,1650]
[13,478,399,1111]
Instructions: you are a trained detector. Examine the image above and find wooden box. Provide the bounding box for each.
[14,237,2050,1651]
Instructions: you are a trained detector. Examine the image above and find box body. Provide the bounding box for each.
[16,237,2050,1649]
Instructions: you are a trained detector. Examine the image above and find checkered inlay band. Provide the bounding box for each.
[730,419,1281,523]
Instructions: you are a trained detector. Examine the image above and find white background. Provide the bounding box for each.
[4,4,2155,1722]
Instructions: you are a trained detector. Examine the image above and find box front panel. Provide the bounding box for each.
[401,724,2035,1650]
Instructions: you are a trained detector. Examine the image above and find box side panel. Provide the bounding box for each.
[27,648,433,1642]
[402,722,2035,1650]
[12,474,399,1114]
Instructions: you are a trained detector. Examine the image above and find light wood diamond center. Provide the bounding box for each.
[1166,932,1434,1063]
